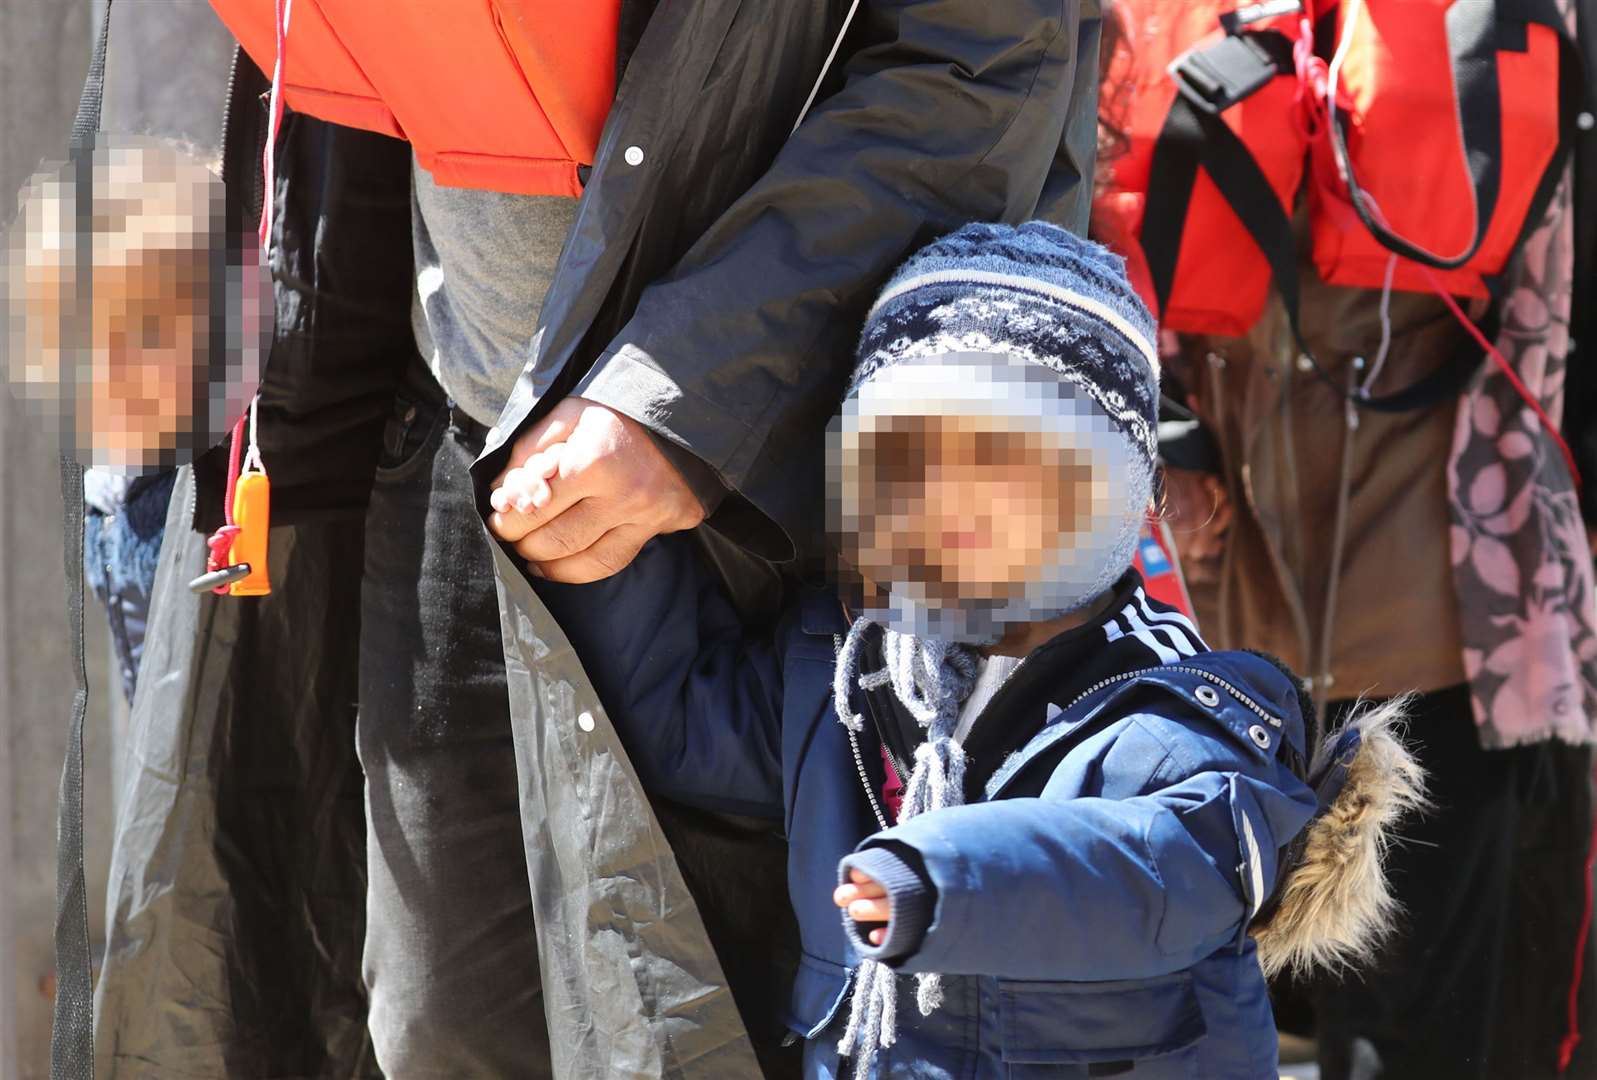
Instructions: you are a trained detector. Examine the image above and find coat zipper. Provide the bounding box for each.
[846,723,890,831]
[846,660,1279,831]
[1061,665,1283,728]
[834,624,896,832]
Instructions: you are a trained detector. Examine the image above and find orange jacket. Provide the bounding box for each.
[208,0,621,195]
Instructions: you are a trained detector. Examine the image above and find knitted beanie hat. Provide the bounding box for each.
[831,220,1160,643]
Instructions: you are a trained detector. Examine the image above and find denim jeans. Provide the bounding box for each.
[356,364,552,1078]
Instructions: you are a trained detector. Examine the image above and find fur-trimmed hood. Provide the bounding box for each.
[1251,697,1429,980]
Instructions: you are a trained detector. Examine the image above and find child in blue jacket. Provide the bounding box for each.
[493,222,1424,1078]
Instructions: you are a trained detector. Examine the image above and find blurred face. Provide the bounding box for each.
[849,415,1097,605]
[1,137,264,474]
[86,250,204,469]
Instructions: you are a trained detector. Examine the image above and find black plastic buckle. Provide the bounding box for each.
[1169,33,1286,114]
[188,563,252,594]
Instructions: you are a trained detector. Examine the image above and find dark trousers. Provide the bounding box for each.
[356,367,552,1078]
[1311,685,1597,1080]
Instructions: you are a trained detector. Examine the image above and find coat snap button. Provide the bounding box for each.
[577,710,596,733]
[1195,685,1221,708]
[1248,724,1271,749]
[624,145,645,167]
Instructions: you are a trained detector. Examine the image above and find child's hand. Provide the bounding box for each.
[489,445,564,518]
[834,868,892,946]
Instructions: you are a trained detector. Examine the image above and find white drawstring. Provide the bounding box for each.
[1360,252,1399,399]
[238,0,290,481]
[792,0,862,134]
[241,393,264,475]
[259,0,294,248]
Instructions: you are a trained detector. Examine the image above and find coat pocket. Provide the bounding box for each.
[375,394,446,478]
[784,952,854,1040]
[998,972,1206,1078]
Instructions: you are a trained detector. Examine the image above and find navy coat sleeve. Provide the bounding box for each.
[577,0,1086,559]
[532,533,788,818]
[855,711,1318,981]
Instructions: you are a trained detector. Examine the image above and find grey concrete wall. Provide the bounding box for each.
[0,3,236,1077]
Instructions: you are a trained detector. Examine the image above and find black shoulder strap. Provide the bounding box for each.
[53,4,114,1079]
[1329,0,1582,274]
[1323,4,1505,270]
[1141,30,1295,320]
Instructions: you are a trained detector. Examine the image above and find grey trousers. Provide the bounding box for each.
[356,378,553,1079]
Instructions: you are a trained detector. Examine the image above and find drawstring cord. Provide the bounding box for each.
[1366,254,1397,388]
[792,0,860,134]
[259,0,292,249]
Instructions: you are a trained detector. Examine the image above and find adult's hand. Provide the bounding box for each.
[487,397,705,583]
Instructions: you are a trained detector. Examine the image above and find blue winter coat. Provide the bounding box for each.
[535,533,1319,1079]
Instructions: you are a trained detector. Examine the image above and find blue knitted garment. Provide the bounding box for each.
[833,221,1160,643]
[851,220,1159,463]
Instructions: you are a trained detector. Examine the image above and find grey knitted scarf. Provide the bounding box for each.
[832,616,980,1076]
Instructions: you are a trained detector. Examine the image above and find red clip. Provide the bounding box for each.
[202,413,251,595]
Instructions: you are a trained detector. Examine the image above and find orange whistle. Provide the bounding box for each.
[227,471,272,596]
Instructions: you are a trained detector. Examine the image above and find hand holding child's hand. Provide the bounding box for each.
[834,868,892,946]
[486,397,705,583]
[489,444,564,518]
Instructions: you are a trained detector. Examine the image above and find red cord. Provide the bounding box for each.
[1559,761,1597,1072]
[222,413,246,525]
[204,414,249,593]
[1417,265,1582,491]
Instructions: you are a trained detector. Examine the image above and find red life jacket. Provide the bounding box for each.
[1096,0,1579,376]
[206,0,622,196]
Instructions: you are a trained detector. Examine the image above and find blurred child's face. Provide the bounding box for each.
[849,415,1097,605]
[828,352,1145,641]
[84,251,204,469]
[2,137,266,474]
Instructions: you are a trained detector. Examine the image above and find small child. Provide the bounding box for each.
[496,222,1424,1078]
[3,137,268,687]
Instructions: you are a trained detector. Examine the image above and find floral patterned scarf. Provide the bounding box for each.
[1448,23,1597,747]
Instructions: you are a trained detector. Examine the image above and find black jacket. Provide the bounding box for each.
[100,3,1102,1077]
